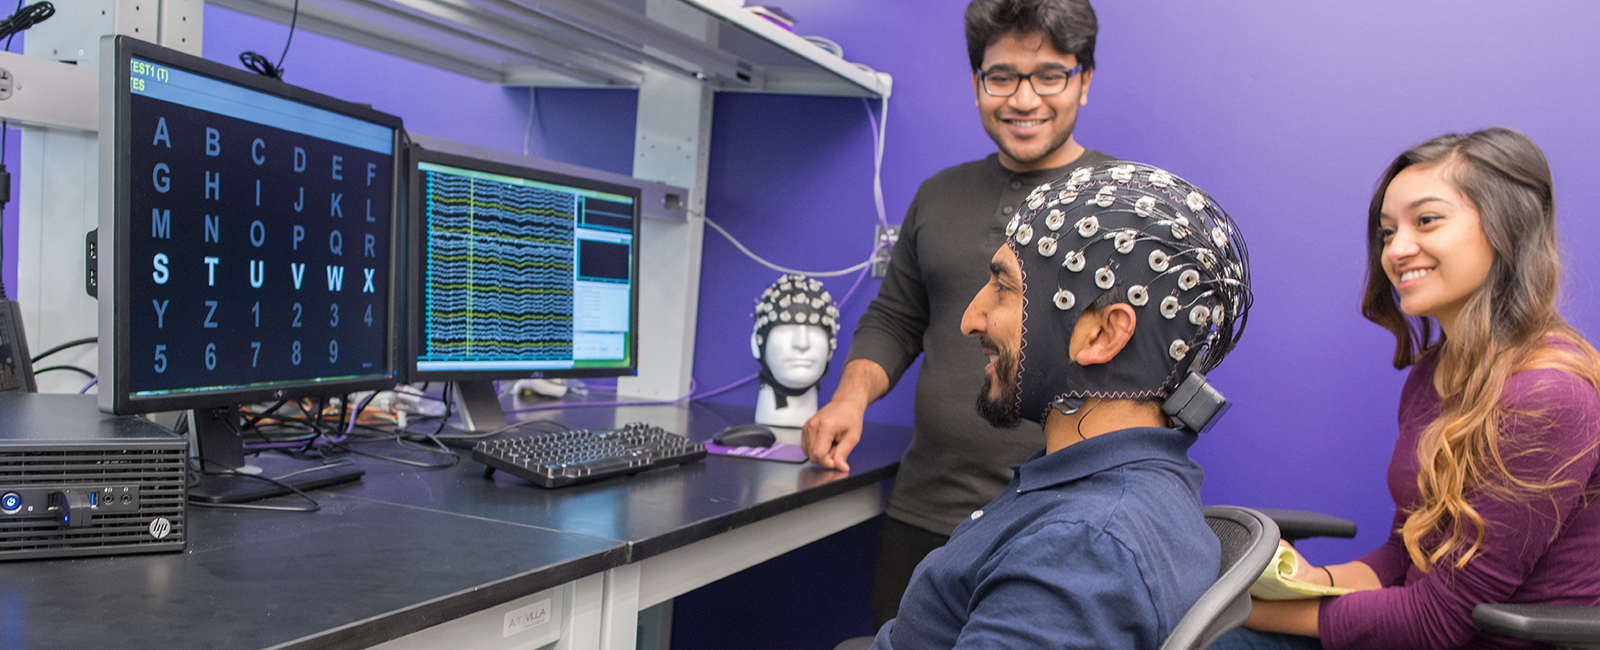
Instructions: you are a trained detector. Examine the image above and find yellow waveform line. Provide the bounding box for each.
[428,195,573,218]
[429,255,573,270]
[427,285,574,296]
[429,341,572,351]
[429,310,573,321]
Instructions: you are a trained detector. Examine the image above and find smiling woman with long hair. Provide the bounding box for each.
[1217,128,1600,650]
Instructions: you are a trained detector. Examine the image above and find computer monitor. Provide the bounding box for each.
[98,36,404,500]
[405,146,641,430]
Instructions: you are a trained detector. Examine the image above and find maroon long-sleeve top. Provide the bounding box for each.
[1319,346,1600,650]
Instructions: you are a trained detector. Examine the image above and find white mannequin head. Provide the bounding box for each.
[751,274,841,427]
[751,324,831,390]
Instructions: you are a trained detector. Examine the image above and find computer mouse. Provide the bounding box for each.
[712,423,777,448]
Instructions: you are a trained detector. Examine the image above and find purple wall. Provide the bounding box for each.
[2,121,17,303]
[1,34,21,302]
[3,0,1597,593]
[690,0,1600,563]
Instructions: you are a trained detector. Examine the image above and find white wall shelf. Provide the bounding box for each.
[205,0,892,97]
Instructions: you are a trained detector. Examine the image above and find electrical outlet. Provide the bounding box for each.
[871,224,900,279]
[0,68,12,100]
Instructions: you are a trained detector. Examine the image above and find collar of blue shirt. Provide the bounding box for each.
[1013,427,1200,493]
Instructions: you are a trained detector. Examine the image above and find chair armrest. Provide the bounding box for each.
[1254,508,1357,542]
[1474,604,1600,647]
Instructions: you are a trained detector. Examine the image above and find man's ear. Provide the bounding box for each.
[1071,303,1136,366]
[1077,68,1094,107]
[972,70,982,106]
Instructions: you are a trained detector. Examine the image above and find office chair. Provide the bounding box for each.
[1159,506,1281,650]
[832,506,1280,650]
[1473,605,1600,649]
[1257,508,1600,649]
[1254,508,1357,544]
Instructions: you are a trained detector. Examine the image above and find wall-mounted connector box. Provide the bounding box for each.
[871,224,900,279]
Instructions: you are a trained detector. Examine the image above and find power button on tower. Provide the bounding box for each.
[2,492,21,514]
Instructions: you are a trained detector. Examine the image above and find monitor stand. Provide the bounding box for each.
[186,405,365,504]
[451,380,508,432]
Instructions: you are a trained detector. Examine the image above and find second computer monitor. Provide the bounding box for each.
[407,147,641,428]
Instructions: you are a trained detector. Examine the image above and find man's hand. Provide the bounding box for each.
[803,399,866,472]
[801,359,891,473]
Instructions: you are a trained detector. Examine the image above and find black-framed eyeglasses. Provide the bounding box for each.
[979,65,1083,97]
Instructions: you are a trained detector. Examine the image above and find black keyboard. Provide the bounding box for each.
[473,422,707,488]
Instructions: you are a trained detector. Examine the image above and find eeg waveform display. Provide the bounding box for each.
[416,160,637,374]
[422,170,576,360]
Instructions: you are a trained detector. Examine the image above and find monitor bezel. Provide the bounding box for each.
[405,145,643,383]
[98,35,406,415]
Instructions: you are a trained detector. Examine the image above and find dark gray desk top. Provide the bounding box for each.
[0,399,910,650]
[2,490,626,650]
[345,400,911,562]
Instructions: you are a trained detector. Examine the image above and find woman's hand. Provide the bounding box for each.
[1280,541,1331,586]
[1280,541,1384,591]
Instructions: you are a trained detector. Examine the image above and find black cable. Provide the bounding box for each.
[237,0,299,79]
[33,365,94,379]
[30,336,96,364]
[316,384,460,469]
[430,382,455,437]
[185,456,329,512]
[241,399,290,431]
[344,391,380,435]
[434,417,572,442]
[0,1,52,51]
[324,433,458,469]
[0,0,15,54]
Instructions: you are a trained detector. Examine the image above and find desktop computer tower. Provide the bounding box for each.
[0,393,187,561]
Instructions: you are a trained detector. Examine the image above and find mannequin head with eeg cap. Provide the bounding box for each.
[750,274,841,426]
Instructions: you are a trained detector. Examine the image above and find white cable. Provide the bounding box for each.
[701,213,876,277]
[523,87,537,157]
[690,91,890,280]
[871,94,889,231]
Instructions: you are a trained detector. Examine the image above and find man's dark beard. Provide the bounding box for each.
[975,348,1022,428]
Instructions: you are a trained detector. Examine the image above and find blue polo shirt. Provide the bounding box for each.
[872,427,1220,650]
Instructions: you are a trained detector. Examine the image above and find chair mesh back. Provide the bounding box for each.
[1207,517,1252,579]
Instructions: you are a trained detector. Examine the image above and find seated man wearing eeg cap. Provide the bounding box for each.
[869,162,1253,649]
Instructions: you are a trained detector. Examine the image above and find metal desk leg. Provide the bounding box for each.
[601,563,642,650]
[558,573,607,650]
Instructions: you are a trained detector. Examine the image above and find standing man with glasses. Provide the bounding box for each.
[802,0,1116,627]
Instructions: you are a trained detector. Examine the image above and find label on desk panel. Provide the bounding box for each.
[503,598,552,638]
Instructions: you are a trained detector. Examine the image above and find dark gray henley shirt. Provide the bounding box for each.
[848,149,1116,536]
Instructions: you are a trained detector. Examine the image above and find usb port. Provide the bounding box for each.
[89,491,97,507]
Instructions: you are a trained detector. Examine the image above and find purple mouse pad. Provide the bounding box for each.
[705,442,809,463]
